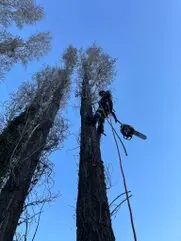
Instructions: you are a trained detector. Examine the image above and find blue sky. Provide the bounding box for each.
[0,0,181,240]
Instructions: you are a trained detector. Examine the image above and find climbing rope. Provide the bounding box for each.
[106,118,128,156]
[108,117,138,241]
[97,102,128,156]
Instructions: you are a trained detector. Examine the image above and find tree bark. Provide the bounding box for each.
[0,110,30,184]
[76,64,115,241]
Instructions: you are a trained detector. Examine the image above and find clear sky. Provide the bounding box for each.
[0,0,181,240]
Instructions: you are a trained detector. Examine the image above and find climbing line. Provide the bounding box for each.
[107,120,128,156]
[108,117,138,241]
[98,102,128,156]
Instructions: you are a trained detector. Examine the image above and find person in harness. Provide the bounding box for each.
[93,90,118,134]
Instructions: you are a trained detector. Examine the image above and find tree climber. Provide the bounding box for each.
[93,90,118,134]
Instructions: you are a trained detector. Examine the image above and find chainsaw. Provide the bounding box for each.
[117,121,147,140]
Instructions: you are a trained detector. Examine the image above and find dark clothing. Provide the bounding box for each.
[98,96,117,117]
[93,96,117,133]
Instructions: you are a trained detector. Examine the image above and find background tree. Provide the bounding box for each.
[0,0,44,28]
[0,46,77,241]
[0,0,51,79]
[0,83,68,240]
[76,45,116,241]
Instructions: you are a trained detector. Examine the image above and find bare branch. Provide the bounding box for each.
[105,163,114,190]
[0,31,51,79]
[31,202,45,241]
[111,195,133,218]
[76,44,116,102]
[0,0,50,79]
[109,191,131,207]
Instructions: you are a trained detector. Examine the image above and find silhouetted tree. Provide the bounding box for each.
[0,46,77,241]
[76,45,116,241]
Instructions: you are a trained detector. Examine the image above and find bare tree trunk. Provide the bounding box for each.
[76,64,115,241]
[0,70,68,241]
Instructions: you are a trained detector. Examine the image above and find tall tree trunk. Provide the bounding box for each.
[0,110,30,185]
[76,64,115,241]
[0,70,68,241]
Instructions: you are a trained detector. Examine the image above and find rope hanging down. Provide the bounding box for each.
[97,102,128,156]
[94,97,145,241]
[108,117,138,241]
[107,120,128,156]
